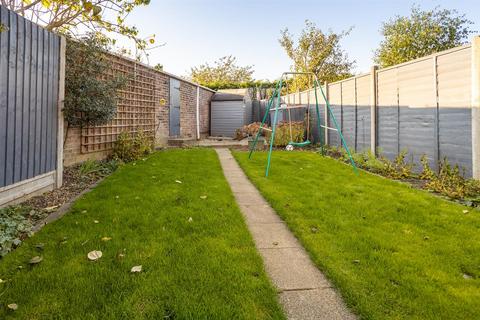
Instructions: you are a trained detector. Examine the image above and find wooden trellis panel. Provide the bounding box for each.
[81,54,157,153]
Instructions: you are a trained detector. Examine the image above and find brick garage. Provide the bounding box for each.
[64,53,215,166]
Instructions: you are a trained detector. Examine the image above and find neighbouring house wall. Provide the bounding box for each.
[256,40,480,177]
[63,51,215,166]
[0,6,65,206]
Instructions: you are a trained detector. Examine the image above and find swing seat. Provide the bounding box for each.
[288,140,311,147]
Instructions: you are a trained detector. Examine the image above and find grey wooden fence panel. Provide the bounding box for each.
[355,75,371,152]
[376,68,399,160]
[437,47,472,176]
[328,83,342,147]
[341,79,356,149]
[0,6,60,188]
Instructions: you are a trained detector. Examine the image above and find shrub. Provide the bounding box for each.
[64,34,125,127]
[425,158,467,199]
[112,131,153,162]
[234,122,271,140]
[381,150,414,179]
[419,155,436,180]
[79,159,120,178]
[265,121,305,147]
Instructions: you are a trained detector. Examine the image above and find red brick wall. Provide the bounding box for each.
[63,53,215,166]
[180,82,197,138]
[200,89,214,136]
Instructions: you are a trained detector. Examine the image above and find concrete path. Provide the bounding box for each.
[215,148,356,320]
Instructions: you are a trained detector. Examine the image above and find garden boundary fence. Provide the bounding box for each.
[0,6,65,206]
[254,37,480,178]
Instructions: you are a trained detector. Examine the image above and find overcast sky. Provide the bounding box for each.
[118,0,480,80]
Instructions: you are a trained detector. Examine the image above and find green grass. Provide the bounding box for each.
[0,149,285,319]
[233,150,480,320]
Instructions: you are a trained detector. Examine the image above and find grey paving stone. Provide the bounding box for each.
[259,247,331,291]
[280,288,357,320]
[238,204,283,224]
[249,223,301,249]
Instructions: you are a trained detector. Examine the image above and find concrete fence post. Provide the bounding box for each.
[370,66,378,155]
[471,36,480,179]
[56,36,66,188]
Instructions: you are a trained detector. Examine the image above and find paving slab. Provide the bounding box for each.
[238,204,283,224]
[259,247,331,290]
[215,148,356,319]
[280,288,356,320]
[249,223,301,249]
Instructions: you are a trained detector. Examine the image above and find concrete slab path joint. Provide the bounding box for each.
[215,148,356,320]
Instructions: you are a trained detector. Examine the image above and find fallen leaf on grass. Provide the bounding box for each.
[188,217,193,222]
[101,237,112,242]
[175,180,182,184]
[29,256,43,265]
[0,279,5,283]
[462,209,469,214]
[87,250,102,261]
[200,195,207,199]
[7,303,17,311]
[94,220,99,224]
[35,243,45,250]
[131,265,142,273]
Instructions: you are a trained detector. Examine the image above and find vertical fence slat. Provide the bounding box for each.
[0,6,8,187]
[27,21,37,179]
[21,18,31,181]
[40,28,48,173]
[34,24,43,177]
[5,10,17,186]
[14,13,25,183]
[46,31,54,171]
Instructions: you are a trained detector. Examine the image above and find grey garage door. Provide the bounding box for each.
[211,101,244,137]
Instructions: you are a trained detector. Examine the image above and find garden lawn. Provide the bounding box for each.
[233,150,480,320]
[0,149,284,319]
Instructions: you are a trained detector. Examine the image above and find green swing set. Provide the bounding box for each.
[248,72,358,177]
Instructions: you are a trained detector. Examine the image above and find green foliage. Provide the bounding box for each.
[419,155,436,180]
[0,206,34,256]
[79,159,120,178]
[279,20,354,91]
[326,147,414,179]
[381,150,414,179]
[201,80,276,91]
[64,34,125,127]
[422,158,480,199]
[265,122,305,147]
[375,6,473,67]
[190,55,254,87]
[7,0,152,58]
[112,131,153,162]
